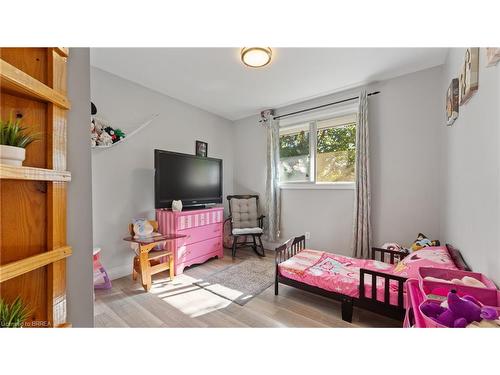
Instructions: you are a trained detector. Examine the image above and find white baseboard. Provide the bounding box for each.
[263,239,282,250]
[107,239,283,281]
[107,264,132,281]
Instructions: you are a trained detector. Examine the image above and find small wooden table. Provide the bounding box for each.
[123,233,186,291]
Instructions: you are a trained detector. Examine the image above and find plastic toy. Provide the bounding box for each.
[93,247,112,290]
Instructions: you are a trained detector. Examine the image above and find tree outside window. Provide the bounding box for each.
[279,114,357,184]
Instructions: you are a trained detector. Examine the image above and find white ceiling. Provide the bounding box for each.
[90,48,447,121]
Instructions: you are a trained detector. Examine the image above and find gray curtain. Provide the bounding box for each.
[352,90,371,258]
[261,109,281,242]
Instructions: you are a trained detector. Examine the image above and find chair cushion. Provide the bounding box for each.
[230,197,259,229]
[232,227,263,235]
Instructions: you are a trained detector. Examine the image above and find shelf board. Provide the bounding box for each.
[0,59,71,109]
[0,164,71,181]
[0,246,72,283]
[54,47,69,57]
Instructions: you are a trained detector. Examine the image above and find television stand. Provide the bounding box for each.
[157,206,224,274]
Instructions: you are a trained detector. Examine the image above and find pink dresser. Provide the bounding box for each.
[156,207,224,274]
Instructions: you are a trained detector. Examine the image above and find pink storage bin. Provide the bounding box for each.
[418,267,497,305]
[418,289,500,328]
[406,268,500,328]
[404,279,427,328]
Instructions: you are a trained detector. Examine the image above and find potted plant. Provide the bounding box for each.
[0,113,39,166]
[0,297,31,328]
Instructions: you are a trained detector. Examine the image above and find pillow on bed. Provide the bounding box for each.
[392,246,457,279]
[446,244,472,271]
[410,233,440,252]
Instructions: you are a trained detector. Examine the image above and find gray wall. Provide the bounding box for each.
[370,66,442,248]
[67,48,94,327]
[90,67,235,280]
[439,48,500,285]
[233,66,443,254]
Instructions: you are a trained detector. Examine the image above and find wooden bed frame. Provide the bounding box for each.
[274,236,409,323]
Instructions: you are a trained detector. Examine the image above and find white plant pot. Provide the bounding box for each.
[0,145,26,166]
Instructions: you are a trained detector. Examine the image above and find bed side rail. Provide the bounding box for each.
[275,235,306,264]
[359,268,407,309]
[371,247,408,264]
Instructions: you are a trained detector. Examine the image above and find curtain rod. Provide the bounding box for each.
[273,91,381,120]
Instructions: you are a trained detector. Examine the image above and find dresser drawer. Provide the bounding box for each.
[176,209,223,230]
[177,236,222,263]
[178,223,222,245]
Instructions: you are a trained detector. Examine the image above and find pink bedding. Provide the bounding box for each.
[278,247,458,306]
[391,246,457,278]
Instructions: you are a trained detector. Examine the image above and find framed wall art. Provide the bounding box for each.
[459,47,479,105]
[446,78,459,126]
[195,140,208,157]
[486,48,500,67]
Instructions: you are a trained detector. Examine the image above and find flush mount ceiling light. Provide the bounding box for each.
[241,47,272,68]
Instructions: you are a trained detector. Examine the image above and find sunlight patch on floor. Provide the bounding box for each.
[148,273,233,317]
[195,281,245,301]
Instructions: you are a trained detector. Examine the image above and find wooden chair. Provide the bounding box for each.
[227,195,266,258]
[129,220,174,291]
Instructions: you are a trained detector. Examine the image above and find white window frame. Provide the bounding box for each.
[279,105,357,190]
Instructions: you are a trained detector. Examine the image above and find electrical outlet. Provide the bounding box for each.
[305,232,311,240]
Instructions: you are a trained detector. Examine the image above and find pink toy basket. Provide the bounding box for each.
[418,290,500,328]
[404,279,427,328]
[418,267,497,305]
[405,267,499,328]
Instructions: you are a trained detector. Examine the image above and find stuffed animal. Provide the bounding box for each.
[132,218,154,238]
[172,200,183,212]
[423,275,488,289]
[94,118,105,134]
[104,126,117,142]
[410,233,440,252]
[114,128,126,141]
[97,130,113,147]
[90,121,98,147]
[103,126,125,144]
[421,289,499,328]
[381,242,402,251]
[89,101,126,146]
[90,131,98,147]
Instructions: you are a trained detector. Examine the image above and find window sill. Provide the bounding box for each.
[280,182,355,190]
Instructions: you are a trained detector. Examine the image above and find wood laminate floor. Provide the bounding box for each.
[94,247,401,328]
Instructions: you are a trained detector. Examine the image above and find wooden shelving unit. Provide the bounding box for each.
[0,164,71,182]
[0,59,71,109]
[0,246,72,283]
[0,47,72,328]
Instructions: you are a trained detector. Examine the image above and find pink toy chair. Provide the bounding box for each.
[93,247,112,290]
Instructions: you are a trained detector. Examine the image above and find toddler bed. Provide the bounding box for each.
[274,236,467,322]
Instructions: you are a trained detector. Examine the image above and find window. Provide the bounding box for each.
[279,123,310,182]
[279,113,357,187]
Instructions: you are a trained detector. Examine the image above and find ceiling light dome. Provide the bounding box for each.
[241,47,272,68]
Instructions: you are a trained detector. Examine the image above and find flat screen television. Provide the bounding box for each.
[154,149,223,209]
